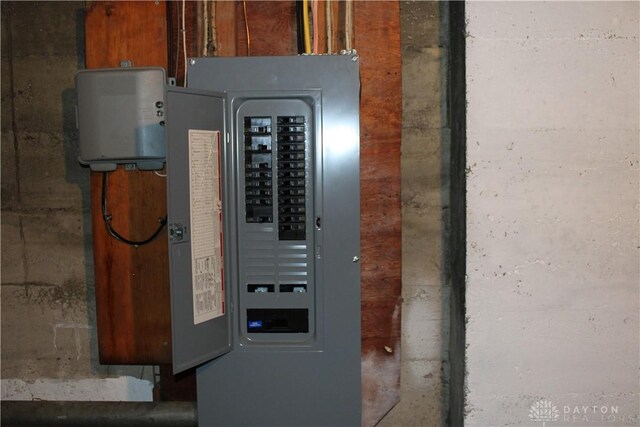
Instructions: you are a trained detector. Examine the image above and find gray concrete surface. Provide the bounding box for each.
[1,1,151,397]
[465,2,640,426]
[379,2,450,426]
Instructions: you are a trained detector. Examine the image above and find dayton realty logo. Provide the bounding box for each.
[530,399,560,427]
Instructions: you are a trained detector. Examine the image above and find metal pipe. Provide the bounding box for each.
[1,401,197,427]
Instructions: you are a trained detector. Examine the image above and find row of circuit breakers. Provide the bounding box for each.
[76,54,362,426]
[244,115,307,240]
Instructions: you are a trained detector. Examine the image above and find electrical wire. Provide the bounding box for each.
[203,0,209,57]
[302,0,311,54]
[182,0,187,86]
[101,172,167,247]
[312,0,319,53]
[209,0,218,56]
[345,0,353,51]
[296,1,304,54]
[243,1,251,56]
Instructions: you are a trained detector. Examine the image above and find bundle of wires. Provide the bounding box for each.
[297,0,352,55]
[296,0,312,54]
[296,1,305,54]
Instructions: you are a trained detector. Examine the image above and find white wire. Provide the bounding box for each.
[182,0,187,87]
[154,170,167,178]
[345,0,353,51]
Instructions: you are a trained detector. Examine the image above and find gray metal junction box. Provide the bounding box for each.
[75,67,166,171]
[165,54,361,426]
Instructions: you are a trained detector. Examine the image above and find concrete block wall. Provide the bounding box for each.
[465,2,639,426]
[1,2,151,400]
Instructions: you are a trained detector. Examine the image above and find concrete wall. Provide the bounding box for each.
[465,2,639,426]
[1,1,152,400]
[380,2,450,425]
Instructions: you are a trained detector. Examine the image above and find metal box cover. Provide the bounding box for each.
[75,67,166,171]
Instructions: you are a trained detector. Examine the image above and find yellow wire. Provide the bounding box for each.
[243,1,251,56]
[302,0,311,54]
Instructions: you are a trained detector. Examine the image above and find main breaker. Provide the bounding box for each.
[165,54,361,426]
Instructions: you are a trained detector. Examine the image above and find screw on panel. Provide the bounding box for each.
[340,49,358,61]
[353,256,359,263]
[189,59,196,65]
[169,223,185,241]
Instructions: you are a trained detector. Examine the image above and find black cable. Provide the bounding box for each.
[296,0,304,55]
[101,172,167,247]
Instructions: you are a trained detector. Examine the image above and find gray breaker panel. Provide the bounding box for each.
[186,55,361,426]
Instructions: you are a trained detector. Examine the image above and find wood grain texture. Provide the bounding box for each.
[235,1,296,56]
[85,1,172,364]
[214,1,237,56]
[354,1,403,425]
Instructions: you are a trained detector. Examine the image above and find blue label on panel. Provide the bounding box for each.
[248,320,263,329]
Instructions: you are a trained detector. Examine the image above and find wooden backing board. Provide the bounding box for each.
[355,2,403,424]
[85,0,172,364]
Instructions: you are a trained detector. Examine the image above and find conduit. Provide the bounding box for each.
[1,401,197,427]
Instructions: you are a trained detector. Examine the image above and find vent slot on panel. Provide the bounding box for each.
[277,116,306,240]
[244,117,273,223]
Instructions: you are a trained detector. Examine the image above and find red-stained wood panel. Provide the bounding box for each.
[354,2,403,425]
[235,1,297,56]
[215,1,237,56]
[85,1,172,364]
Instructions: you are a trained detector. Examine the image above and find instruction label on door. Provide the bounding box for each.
[188,129,224,325]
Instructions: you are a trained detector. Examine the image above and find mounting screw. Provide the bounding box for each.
[189,58,196,65]
[352,256,359,263]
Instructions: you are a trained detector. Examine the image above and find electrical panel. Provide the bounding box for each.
[165,54,360,426]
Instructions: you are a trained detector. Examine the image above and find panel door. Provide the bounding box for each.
[165,87,231,373]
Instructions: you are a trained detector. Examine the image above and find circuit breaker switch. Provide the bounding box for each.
[277,115,307,241]
[244,116,274,224]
